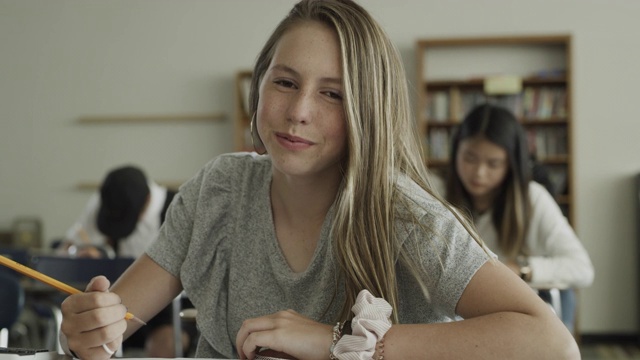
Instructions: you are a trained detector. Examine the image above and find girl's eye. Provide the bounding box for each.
[324,91,343,100]
[463,154,477,163]
[274,79,296,89]
[488,160,505,169]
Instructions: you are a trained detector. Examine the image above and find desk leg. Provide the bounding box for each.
[172,295,182,358]
[49,306,64,354]
[0,328,8,347]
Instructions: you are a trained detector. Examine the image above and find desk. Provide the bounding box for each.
[0,350,64,360]
[0,353,228,360]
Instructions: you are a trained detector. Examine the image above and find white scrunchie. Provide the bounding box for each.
[332,290,392,360]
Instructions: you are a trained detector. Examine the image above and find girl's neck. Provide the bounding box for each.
[269,168,341,273]
[472,193,496,214]
[270,169,341,224]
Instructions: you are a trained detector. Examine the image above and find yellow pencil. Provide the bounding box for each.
[0,254,145,325]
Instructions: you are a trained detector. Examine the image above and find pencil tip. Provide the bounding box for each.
[131,316,147,326]
[125,313,147,325]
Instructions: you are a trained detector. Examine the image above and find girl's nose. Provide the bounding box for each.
[286,91,313,125]
[475,164,488,177]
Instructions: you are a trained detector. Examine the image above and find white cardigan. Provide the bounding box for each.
[431,176,594,288]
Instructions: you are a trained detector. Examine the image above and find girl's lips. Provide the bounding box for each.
[276,133,314,145]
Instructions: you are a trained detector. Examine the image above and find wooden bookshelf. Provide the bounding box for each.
[416,35,574,225]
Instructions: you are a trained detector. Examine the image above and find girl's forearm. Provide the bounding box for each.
[381,314,579,360]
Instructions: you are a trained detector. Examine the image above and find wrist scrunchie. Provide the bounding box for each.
[332,290,392,360]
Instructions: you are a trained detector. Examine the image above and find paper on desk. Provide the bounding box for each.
[0,351,64,360]
[0,351,234,360]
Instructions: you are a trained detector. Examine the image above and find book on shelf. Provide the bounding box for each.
[426,84,567,122]
[449,87,462,121]
[522,87,567,120]
[427,91,449,122]
[427,128,450,161]
[427,88,487,122]
[459,89,486,121]
[527,127,568,160]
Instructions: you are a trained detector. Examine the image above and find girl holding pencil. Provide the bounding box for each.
[59,1,579,359]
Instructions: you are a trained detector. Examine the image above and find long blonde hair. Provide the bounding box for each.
[249,0,483,323]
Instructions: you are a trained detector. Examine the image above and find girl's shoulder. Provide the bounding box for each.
[177,152,272,203]
[528,180,557,205]
[395,174,456,225]
[203,151,271,173]
[188,152,271,185]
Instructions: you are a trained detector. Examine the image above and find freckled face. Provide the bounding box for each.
[256,21,347,180]
[455,136,509,205]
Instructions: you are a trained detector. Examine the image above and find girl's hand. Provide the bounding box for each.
[236,309,333,360]
[60,276,128,360]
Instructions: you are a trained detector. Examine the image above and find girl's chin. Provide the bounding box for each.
[466,187,486,196]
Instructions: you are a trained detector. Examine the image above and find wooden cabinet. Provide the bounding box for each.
[416,35,574,224]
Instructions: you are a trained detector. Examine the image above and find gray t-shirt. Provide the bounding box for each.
[146,152,490,358]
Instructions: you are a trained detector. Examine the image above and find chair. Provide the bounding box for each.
[535,285,578,336]
[0,247,30,277]
[0,271,25,347]
[0,247,35,347]
[28,255,135,354]
[171,292,199,358]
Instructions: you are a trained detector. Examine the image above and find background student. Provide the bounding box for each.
[59,1,579,359]
[444,103,594,332]
[61,165,190,357]
[61,165,174,259]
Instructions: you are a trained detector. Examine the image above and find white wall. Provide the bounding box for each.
[1,0,639,335]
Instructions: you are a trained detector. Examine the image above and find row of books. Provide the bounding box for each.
[425,86,567,122]
[425,128,451,161]
[527,126,568,160]
[425,125,568,162]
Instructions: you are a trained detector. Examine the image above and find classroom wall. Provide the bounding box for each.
[1,0,639,335]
